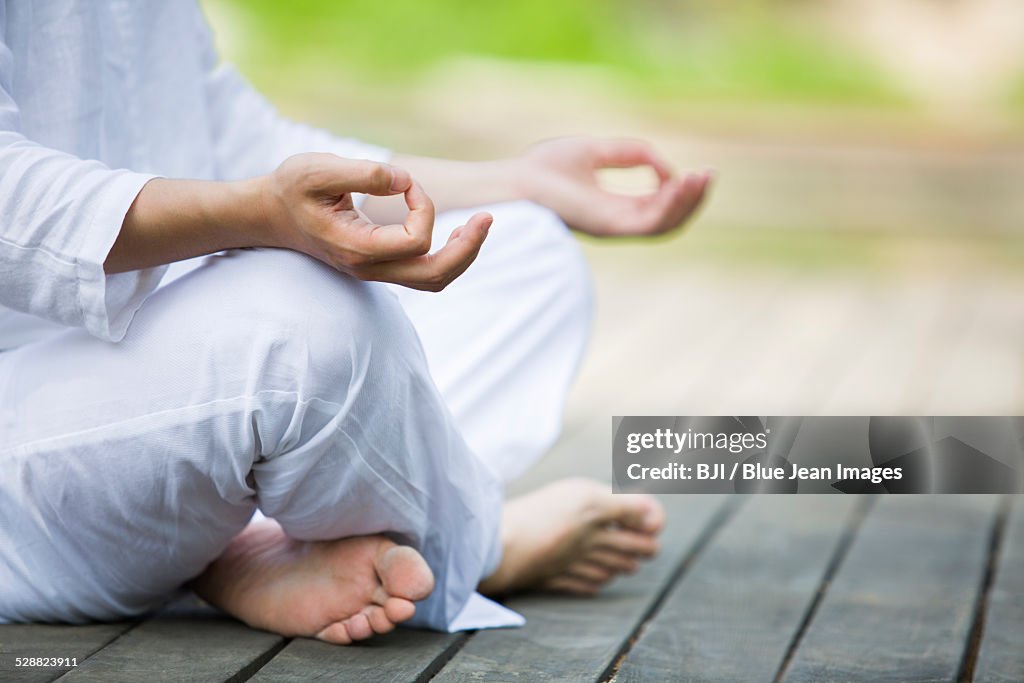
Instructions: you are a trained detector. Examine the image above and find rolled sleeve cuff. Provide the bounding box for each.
[75,171,166,342]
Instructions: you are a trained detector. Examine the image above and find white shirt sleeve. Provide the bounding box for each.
[195,10,391,201]
[0,38,161,343]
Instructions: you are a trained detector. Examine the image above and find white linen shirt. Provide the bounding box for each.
[0,0,388,349]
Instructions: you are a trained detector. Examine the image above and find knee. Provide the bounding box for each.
[234,248,422,382]
[156,249,426,442]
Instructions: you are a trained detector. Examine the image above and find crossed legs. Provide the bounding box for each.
[0,201,663,643]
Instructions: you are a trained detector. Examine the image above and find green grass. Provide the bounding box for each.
[210,0,908,107]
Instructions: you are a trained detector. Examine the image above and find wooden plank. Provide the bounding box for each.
[818,281,952,415]
[431,495,733,682]
[559,266,789,440]
[0,622,134,683]
[57,596,284,683]
[974,496,1024,682]
[921,284,1024,414]
[559,265,714,434]
[781,495,999,683]
[644,275,790,418]
[615,496,861,683]
[249,629,467,683]
[716,280,863,415]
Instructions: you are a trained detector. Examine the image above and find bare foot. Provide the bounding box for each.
[479,477,665,596]
[193,520,434,644]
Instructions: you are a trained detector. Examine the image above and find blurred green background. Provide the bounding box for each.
[210,0,913,106]
[206,0,1024,111]
[204,0,1024,260]
[204,0,1024,415]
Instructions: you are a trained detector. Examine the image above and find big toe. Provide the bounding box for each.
[598,493,665,535]
[376,543,435,602]
[635,495,666,535]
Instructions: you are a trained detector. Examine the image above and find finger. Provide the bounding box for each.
[357,212,491,291]
[630,170,712,235]
[658,170,713,230]
[356,180,436,261]
[309,154,413,196]
[594,138,674,183]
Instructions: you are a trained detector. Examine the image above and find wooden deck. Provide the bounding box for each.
[3,256,1023,681]
[1,495,1021,682]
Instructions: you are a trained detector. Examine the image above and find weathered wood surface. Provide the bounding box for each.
[57,597,284,683]
[249,629,467,683]
[974,496,1024,683]
[615,496,863,683]
[431,496,731,682]
[0,622,134,683]
[1,495,1021,682]
[780,495,1001,683]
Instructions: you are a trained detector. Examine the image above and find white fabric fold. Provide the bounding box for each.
[447,593,526,632]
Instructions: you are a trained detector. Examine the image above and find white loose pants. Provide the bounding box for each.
[0,200,593,631]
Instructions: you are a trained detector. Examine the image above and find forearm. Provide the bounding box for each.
[360,154,529,224]
[105,176,272,273]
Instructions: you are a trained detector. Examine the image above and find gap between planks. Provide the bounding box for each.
[956,495,1013,683]
[771,496,875,683]
[49,622,142,683]
[598,497,745,683]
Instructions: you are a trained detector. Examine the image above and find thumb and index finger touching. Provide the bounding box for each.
[314,156,492,284]
[589,139,715,235]
[318,156,439,262]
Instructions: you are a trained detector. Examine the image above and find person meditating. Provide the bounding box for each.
[0,1,711,644]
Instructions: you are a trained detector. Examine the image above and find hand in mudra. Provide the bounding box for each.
[520,136,712,237]
[266,153,491,292]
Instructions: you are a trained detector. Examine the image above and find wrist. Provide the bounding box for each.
[232,175,283,249]
[505,155,541,204]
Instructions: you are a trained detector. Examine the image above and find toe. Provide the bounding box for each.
[343,613,374,641]
[602,494,665,535]
[543,575,602,596]
[592,527,660,558]
[585,548,641,574]
[315,622,353,645]
[382,596,417,624]
[636,496,666,535]
[565,560,614,584]
[563,479,663,536]
[376,543,435,602]
[364,606,396,635]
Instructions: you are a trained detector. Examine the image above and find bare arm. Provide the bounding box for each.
[361,137,713,237]
[105,177,270,273]
[105,154,491,292]
[106,137,709,288]
[358,157,522,226]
